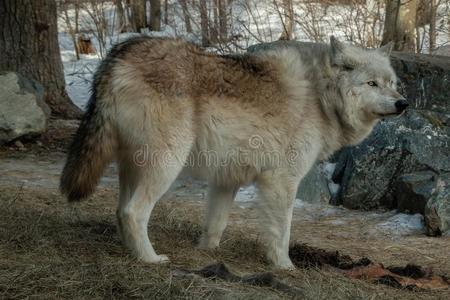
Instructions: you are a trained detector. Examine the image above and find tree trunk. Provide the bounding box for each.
[0,0,81,119]
[429,0,437,53]
[218,0,228,42]
[130,0,147,32]
[199,0,210,46]
[62,2,80,60]
[181,0,192,33]
[279,0,294,40]
[382,0,417,52]
[116,0,126,32]
[211,0,219,43]
[149,0,161,31]
[163,0,168,25]
[74,0,80,33]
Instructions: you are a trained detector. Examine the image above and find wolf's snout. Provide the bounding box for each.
[395,99,409,113]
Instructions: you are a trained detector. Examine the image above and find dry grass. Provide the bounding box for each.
[1,183,449,300]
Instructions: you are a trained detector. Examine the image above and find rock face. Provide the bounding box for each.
[424,176,450,236]
[0,72,50,144]
[296,163,331,203]
[248,41,450,235]
[394,172,437,214]
[333,110,449,211]
[390,52,450,114]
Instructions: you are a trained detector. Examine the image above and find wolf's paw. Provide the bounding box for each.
[197,235,220,249]
[141,254,170,264]
[273,260,296,271]
[268,254,296,271]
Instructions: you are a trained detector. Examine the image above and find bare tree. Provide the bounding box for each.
[164,0,169,25]
[180,0,192,33]
[150,0,161,31]
[115,0,127,32]
[0,0,81,119]
[81,1,109,58]
[200,0,210,46]
[429,0,438,52]
[382,0,418,52]
[211,0,219,43]
[61,1,80,60]
[130,0,147,32]
[278,0,294,40]
[218,0,228,41]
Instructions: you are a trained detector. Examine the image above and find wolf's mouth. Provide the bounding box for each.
[376,113,397,118]
[376,110,406,118]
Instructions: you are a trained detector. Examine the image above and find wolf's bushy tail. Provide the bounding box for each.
[60,97,116,202]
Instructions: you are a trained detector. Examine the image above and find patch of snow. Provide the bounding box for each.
[322,162,340,198]
[328,182,340,196]
[320,206,345,217]
[236,185,258,203]
[294,198,315,209]
[328,219,347,225]
[376,213,425,236]
[323,162,336,179]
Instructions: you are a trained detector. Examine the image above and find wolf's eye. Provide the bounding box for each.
[343,65,354,71]
[367,81,378,87]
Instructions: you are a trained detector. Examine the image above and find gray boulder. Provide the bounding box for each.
[390,52,450,114]
[296,163,332,203]
[333,110,450,210]
[0,72,50,144]
[424,176,450,236]
[394,171,437,214]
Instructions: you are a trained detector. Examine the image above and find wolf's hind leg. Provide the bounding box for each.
[256,171,299,270]
[117,150,189,264]
[117,181,168,263]
[198,184,239,248]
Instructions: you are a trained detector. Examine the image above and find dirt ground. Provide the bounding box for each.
[1,120,449,299]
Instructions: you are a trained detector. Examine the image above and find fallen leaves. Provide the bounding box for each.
[341,263,450,290]
[289,243,450,291]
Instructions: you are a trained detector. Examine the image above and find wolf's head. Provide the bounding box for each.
[327,36,407,143]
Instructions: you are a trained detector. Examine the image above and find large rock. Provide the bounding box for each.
[333,110,450,210]
[296,163,332,203]
[0,72,50,144]
[390,52,450,114]
[424,176,450,236]
[394,171,437,214]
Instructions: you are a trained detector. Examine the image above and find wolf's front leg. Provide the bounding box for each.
[256,170,299,270]
[198,184,239,248]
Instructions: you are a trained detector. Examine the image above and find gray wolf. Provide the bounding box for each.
[60,36,407,269]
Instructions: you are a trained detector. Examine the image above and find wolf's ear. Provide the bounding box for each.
[330,36,357,69]
[330,36,345,53]
[330,36,345,64]
[379,42,394,56]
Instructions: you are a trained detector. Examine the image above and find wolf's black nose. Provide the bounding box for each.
[395,99,409,113]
